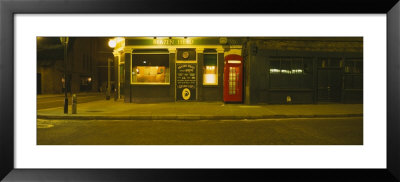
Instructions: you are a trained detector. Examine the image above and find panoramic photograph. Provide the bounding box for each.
[36,37,363,145]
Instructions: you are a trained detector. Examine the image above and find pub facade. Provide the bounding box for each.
[111,37,363,104]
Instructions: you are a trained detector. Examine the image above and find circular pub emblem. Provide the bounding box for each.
[182,88,191,100]
[182,51,189,59]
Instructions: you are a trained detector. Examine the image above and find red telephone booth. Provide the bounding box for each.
[224,54,243,102]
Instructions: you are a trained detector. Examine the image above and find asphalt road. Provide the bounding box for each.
[37,117,363,145]
[37,93,106,110]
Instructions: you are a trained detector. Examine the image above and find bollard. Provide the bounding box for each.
[72,94,77,114]
[106,86,110,100]
[114,88,118,101]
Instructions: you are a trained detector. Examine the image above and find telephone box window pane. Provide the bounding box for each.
[203,54,218,85]
[229,67,237,95]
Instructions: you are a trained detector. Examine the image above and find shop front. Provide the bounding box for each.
[111,37,244,103]
[111,37,363,105]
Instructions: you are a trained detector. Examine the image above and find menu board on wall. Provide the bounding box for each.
[176,63,196,101]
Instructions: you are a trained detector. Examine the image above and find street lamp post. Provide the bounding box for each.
[60,37,69,114]
[106,57,111,100]
[107,39,116,100]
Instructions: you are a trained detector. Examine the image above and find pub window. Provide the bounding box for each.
[269,57,313,89]
[203,52,218,85]
[131,53,170,84]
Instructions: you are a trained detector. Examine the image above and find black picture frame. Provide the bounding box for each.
[1,0,400,181]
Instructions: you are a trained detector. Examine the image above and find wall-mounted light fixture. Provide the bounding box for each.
[108,39,116,48]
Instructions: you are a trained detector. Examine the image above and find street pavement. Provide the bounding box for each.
[37,117,363,145]
[37,94,363,145]
[37,92,105,110]
[37,99,363,120]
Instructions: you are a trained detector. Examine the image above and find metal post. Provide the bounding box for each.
[114,55,121,101]
[106,57,111,100]
[114,55,119,101]
[62,38,68,114]
[72,94,77,114]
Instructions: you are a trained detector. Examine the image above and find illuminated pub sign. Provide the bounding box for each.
[126,37,244,46]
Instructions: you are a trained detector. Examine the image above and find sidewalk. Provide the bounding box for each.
[37,92,103,99]
[37,100,363,120]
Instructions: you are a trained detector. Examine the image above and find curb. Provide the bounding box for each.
[37,113,363,120]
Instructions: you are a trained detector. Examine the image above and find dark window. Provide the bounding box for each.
[79,76,92,92]
[269,57,313,89]
[344,60,363,74]
[344,59,363,89]
[318,58,342,68]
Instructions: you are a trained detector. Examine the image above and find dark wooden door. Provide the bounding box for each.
[317,69,341,102]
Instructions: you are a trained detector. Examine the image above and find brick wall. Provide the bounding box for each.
[37,60,63,94]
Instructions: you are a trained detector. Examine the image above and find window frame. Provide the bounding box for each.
[343,58,363,90]
[202,52,218,86]
[268,57,313,89]
[130,52,171,85]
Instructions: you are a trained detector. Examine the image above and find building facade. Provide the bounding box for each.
[111,37,363,104]
[244,38,363,104]
[37,37,114,94]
